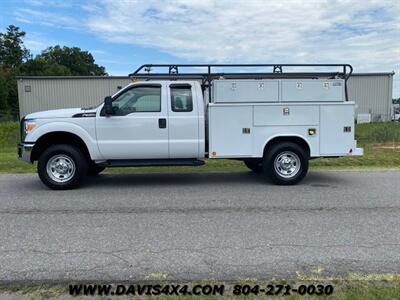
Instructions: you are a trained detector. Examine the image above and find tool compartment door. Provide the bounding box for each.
[281,79,345,102]
[213,79,279,103]
[208,105,252,157]
[320,104,355,155]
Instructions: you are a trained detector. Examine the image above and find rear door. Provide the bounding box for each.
[167,83,199,158]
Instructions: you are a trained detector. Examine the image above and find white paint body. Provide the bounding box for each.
[23,79,362,161]
[208,102,358,158]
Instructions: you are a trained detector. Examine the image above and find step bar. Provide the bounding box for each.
[98,159,205,168]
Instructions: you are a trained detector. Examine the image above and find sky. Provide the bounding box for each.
[1,0,399,97]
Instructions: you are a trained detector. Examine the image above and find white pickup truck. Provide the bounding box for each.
[18,64,363,189]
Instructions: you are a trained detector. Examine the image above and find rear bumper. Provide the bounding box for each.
[18,143,34,163]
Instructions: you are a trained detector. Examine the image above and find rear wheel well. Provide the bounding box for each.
[31,132,91,162]
[264,136,310,158]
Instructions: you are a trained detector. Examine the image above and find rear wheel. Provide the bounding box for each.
[244,160,263,173]
[263,142,309,185]
[37,144,88,190]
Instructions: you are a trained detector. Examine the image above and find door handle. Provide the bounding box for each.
[158,118,167,128]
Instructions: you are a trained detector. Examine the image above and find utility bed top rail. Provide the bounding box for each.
[129,64,353,101]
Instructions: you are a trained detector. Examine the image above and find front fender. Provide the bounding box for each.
[25,121,102,160]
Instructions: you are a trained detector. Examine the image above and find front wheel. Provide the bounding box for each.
[263,142,309,185]
[37,144,88,190]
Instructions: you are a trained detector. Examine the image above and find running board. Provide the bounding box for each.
[99,159,205,168]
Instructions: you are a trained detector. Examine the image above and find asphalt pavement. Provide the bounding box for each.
[0,170,399,282]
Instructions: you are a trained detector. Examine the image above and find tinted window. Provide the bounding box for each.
[171,85,193,112]
[112,86,161,115]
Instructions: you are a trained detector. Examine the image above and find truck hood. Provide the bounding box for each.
[25,108,97,119]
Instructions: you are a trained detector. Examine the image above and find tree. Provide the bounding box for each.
[0,25,30,69]
[19,46,107,76]
[0,25,108,119]
[19,57,72,76]
[38,46,107,75]
[0,25,31,119]
[5,71,18,117]
[0,71,9,116]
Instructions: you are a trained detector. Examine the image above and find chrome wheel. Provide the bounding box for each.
[274,151,301,178]
[46,154,76,183]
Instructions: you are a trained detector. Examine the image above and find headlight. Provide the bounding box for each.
[25,120,36,132]
[22,119,36,141]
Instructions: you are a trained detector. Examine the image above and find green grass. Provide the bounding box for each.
[355,121,400,144]
[1,121,399,174]
[1,280,400,299]
[0,121,19,146]
[310,144,400,170]
[0,147,36,173]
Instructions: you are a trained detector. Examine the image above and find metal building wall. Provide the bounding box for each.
[347,73,394,121]
[17,74,394,120]
[17,77,131,117]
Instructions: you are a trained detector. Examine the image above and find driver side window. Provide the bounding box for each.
[112,86,161,116]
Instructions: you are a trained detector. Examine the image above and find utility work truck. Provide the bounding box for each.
[18,64,363,189]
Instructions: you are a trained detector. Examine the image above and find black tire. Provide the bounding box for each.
[87,162,105,176]
[244,159,263,173]
[263,142,309,185]
[37,144,88,190]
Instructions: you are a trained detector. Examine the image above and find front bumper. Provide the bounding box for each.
[18,143,35,163]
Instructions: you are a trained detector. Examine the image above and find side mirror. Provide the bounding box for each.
[104,96,113,116]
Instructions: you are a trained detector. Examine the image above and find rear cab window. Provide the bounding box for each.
[170,84,193,112]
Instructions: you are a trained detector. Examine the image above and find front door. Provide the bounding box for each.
[96,84,169,159]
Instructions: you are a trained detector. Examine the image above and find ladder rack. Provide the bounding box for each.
[129,64,353,101]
